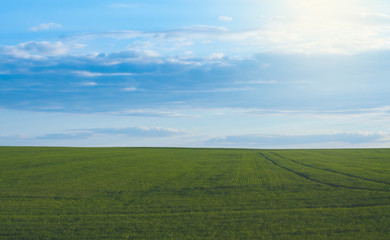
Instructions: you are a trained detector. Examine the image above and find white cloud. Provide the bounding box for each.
[175,87,253,94]
[73,26,230,41]
[165,57,201,66]
[72,43,87,49]
[109,109,192,118]
[219,16,233,22]
[72,71,134,77]
[122,87,137,91]
[29,23,62,32]
[72,71,101,77]
[143,49,160,57]
[80,82,97,86]
[359,12,390,22]
[207,53,225,60]
[236,80,278,85]
[2,41,68,59]
[98,50,163,64]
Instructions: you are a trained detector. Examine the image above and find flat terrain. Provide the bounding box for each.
[0,147,389,239]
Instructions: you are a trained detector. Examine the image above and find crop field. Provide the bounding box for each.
[0,147,389,239]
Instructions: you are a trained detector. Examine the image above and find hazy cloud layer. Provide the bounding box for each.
[207,132,390,148]
[37,127,186,140]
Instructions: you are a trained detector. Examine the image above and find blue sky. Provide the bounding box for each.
[1,0,390,148]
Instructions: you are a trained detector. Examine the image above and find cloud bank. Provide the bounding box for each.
[2,41,68,59]
[207,132,390,148]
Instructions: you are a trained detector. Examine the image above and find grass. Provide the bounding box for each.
[0,147,389,239]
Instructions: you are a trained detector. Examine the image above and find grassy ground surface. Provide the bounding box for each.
[0,147,389,239]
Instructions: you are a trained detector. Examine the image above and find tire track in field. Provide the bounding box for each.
[253,153,287,187]
[53,202,390,217]
[271,152,390,186]
[258,152,389,192]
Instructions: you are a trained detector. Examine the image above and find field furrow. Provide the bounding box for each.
[271,152,390,186]
[260,152,390,192]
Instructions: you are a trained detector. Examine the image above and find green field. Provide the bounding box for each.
[0,147,389,239]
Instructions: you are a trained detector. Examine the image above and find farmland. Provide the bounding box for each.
[0,147,389,239]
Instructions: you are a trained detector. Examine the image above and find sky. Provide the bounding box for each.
[1,0,390,148]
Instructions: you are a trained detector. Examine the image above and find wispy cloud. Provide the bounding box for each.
[71,26,230,42]
[122,87,137,92]
[65,18,390,55]
[72,70,134,77]
[242,106,390,120]
[206,53,225,60]
[29,22,62,32]
[37,127,187,140]
[359,12,390,24]
[37,132,92,140]
[174,87,254,94]
[80,82,97,86]
[236,80,278,85]
[109,109,191,118]
[219,16,233,22]
[94,50,162,64]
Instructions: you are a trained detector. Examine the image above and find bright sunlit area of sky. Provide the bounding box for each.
[1,0,390,148]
